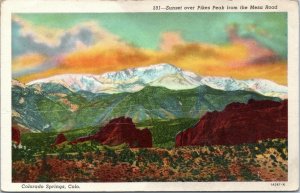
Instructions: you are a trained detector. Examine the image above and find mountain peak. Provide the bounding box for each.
[101,63,183,83]
[141,63,181,71]
[12,79,25,88]
[110,63,181,74]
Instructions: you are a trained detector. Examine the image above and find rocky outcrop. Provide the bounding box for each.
[52,133,68,146]
[71,117,152,148]
[176,99,287,147]
[12,127,21,145]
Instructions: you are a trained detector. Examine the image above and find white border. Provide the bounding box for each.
[1,0,299,191]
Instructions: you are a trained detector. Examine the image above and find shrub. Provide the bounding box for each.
[86,153,93,163]
[227,175,237,181]
[207,174,220,181]
[77,151,84,160]
[191,151,199,158]
[270,154,277,162]
[240,167,260,181]
[191,169,200,175]
[119,148,135,164]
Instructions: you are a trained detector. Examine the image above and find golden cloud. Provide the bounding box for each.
[13,53,47,72]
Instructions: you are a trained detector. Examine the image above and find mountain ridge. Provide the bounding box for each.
[25,63,287,99]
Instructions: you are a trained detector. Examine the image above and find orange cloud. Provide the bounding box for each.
[228,25,279,66]
[13,53,47,72]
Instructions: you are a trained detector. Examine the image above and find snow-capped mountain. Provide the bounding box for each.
[27,63,287,99]
[27,64,195,93]
[200,77,287,99]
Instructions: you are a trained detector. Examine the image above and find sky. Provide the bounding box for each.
[12,13,287,85]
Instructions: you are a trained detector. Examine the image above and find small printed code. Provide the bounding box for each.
[270,182,286,187]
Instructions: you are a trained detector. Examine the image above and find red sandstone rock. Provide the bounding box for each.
[52,133,68,146]
[71,117,152,148]
[12,127,21,145]
[176,99,287,147]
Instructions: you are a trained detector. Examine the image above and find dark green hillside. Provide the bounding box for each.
[137,118,199,148]
[20,118,197,150]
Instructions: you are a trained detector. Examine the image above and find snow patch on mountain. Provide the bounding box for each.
[150,73,198,90]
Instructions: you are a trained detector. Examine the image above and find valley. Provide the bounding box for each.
[11,64,288,182]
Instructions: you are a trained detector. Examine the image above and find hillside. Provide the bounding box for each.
[13,80,280,132]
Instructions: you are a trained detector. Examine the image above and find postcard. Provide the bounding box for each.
[1,0,299,191]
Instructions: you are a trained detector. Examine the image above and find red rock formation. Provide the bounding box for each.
[12,127,21,145]
[52,133,68,146]
[71,117,152,148]
[176,99,287,147]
